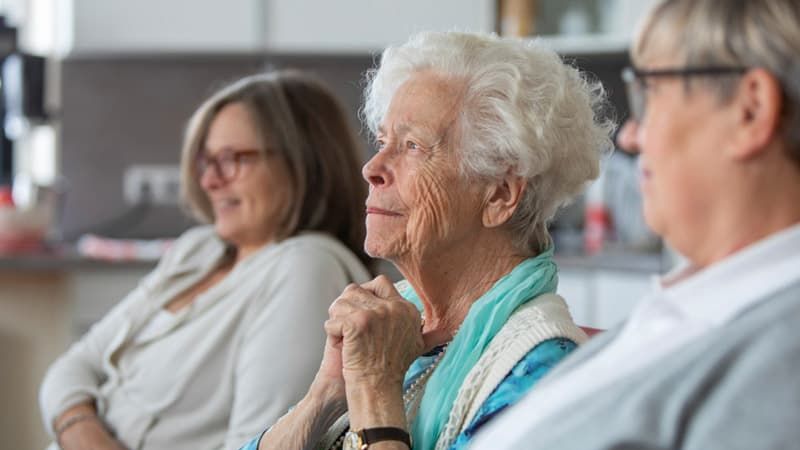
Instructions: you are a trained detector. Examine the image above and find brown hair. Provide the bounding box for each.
[180,70,373,269]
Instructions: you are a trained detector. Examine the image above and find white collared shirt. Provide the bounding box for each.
[471,223,800,449]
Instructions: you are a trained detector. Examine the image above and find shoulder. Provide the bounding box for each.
[452,338,578,448]
[272,232,347,257]
[500,338,577,394]
[711,282,800,365]
[242,233,371,297]
[712,290,800,375]
[267,232,370,281]
[501,293,588,344]
[677,291,800,447]
[160,225,225,265]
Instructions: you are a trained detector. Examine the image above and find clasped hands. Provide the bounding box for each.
[318,275,425,398]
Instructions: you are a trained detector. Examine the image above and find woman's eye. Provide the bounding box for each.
[375,140,386,151]
[406,141,419,150]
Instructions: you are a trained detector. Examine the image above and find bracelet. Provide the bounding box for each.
[55,413,99,443]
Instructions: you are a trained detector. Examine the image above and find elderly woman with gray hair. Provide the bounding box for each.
[472,0,800,449]
[238,31,614,450]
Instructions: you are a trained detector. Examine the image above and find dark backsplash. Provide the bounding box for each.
[58,52,374,240]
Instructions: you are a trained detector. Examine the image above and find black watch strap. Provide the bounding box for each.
[360,427,411,448]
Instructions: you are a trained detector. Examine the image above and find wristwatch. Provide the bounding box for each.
[342,427,411,449]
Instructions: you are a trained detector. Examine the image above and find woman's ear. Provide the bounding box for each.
[730,68,784,160]
[482,173,526,228]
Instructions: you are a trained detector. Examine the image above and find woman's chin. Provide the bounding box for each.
[214,222,240,244]
[364,237,394,260]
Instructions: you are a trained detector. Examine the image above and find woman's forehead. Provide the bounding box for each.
[632,12,687,66]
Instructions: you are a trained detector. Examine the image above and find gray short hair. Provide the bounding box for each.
[363,32,615,254]
[180,71,372,268]
[634,0,800,164]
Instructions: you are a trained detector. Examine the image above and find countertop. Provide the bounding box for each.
[0,246,158,271]
[0,244,665,274]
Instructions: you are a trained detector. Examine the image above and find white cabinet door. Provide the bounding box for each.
[593,271,652,329]
[263,0,495,53]
[63,0,262,53]
[557,267,654,329]
[557,268,594,327]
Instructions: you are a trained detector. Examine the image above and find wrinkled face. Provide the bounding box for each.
[200,102,290,253]
[618,53,735,251]
[362,71,486,263]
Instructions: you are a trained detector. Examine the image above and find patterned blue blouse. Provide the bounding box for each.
[238,338,576,450]
[447,337,576,449]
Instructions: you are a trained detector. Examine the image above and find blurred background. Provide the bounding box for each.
[0,1,669,447]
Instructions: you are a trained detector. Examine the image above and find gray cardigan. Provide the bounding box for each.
[485,279,800,450]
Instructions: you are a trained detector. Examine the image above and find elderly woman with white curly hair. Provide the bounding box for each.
[238,31,614,450]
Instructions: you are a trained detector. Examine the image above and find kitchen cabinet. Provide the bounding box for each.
[38,0,494,55]
[263,0,495,53]
[0,259,153,449]
[556,252,663,329]
[0,271,71,450]
[500,0,660,54]
[52,0,262,54]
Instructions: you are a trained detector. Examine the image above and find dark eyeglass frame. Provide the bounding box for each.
[195,148,264,182]
[621,65,749,121]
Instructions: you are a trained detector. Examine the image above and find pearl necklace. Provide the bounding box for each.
[403,341,450,426]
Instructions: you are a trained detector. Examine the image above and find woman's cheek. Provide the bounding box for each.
[406,165,453,254]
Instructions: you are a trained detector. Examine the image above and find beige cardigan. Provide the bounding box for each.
[40,226,371,450]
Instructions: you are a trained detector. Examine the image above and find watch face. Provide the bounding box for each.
[343,431,363,450]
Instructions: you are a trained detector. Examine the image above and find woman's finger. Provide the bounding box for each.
[360,274,399,299]
[324,318,344,339]
[422,328,453,352]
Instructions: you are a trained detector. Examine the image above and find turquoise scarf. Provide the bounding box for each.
[399,247,558,450]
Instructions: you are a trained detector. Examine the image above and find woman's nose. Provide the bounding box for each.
[362,151,392,187]
[199,163,224,190]
[616,119,641,154]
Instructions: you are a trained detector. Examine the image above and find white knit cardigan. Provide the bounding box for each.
[434,293,587,450]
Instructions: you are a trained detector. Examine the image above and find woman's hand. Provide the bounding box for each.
[326,275,424,387]
[258,276,420,450]
[324,275,424,431]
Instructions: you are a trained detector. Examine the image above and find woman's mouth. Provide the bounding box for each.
[366,206,401,216]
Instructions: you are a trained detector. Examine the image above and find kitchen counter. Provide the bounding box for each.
[555,249,666,274]
[0,248,157,449]
[0,245,159,271]
[1,244,666,273]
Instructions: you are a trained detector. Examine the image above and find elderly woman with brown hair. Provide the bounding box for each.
[239,31,614,450]
[39,71,373,450]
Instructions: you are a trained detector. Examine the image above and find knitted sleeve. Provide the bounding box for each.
[447,338,577,450]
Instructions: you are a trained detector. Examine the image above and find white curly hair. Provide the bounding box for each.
[362,31,615,254]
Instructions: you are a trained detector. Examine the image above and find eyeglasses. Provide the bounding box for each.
[195,148,263,182]
[621,65,748,121]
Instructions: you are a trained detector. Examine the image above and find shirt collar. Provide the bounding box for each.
[655,223,800,326]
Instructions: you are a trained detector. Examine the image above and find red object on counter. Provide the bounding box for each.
[0,186,14,207]
[584,204,611,255]
[0,185,47,254]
